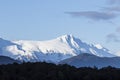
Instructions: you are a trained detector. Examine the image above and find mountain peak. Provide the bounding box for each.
[56,34,80,47]
[56,34,79,43]
[57,34,75,40]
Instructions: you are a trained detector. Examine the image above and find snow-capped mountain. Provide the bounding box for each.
[0,35,115,63]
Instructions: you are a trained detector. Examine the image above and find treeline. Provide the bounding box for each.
[0,62,120,80]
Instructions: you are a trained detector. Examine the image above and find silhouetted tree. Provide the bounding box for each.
[0,62,120,80]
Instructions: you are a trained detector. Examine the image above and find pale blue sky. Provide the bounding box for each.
[0,0,120,52]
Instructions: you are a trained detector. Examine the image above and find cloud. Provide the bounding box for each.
[104,0,120,12]
[104,6,120,12]
[65,11,117,21]
[108,0,120,5]
[106,33,120,42]
[116,27,120,32]
[106,26,120,43]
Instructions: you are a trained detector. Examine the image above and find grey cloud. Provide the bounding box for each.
[105,0,120,12]
[65,11,117,20]
[104,6,120,12]
[106,33,120,42]
[116,27,120,32]
[108,0,120,5]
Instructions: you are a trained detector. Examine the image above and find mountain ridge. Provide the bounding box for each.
[59,53,120,68]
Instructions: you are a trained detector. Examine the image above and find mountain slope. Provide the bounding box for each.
[59,53,120,68]
[0,35,115,63]
[0,56,20,65]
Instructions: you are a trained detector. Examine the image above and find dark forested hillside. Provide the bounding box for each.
[0,56,20,65]
[0,62,120,80]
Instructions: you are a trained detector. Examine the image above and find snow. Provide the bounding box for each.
[95,44,103,49]
[113,51,120,56]
[0,34,116,63]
